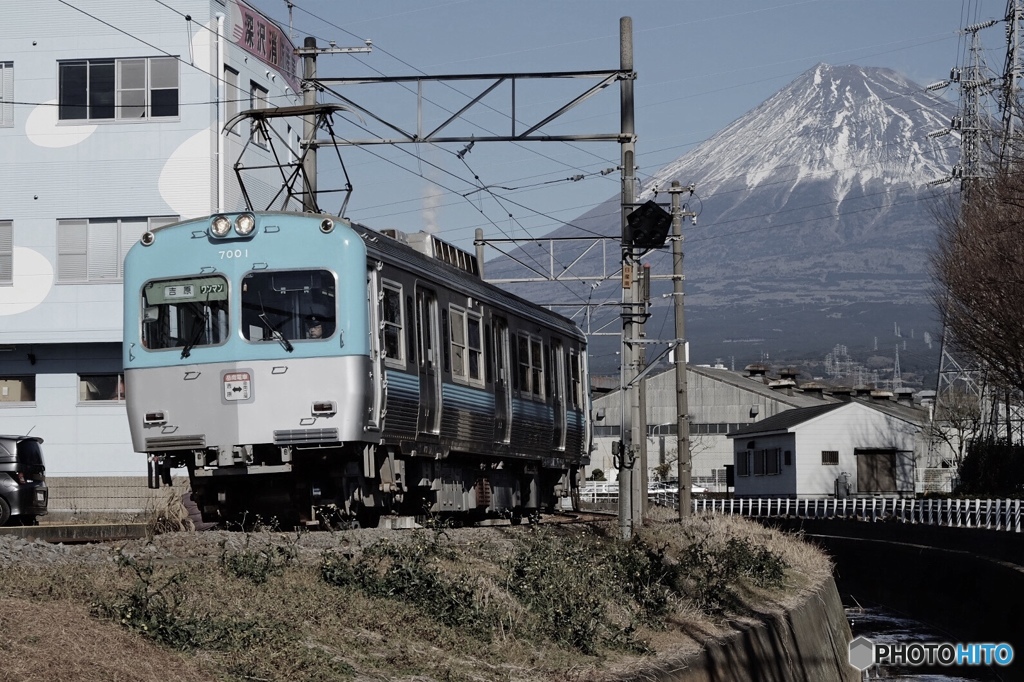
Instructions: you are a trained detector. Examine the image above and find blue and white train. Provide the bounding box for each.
[123,211,591,527]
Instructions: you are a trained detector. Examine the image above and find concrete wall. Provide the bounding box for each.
[44,476,189,520]
[764,519,1024,675]
[621,578,858,682]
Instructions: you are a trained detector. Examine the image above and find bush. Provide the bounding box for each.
[93,549,266,651]
[677,532,787,614]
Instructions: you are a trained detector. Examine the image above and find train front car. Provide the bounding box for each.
[123,213,376,526]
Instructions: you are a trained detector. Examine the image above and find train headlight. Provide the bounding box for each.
[210,215,232,237]
[235,213,256,236]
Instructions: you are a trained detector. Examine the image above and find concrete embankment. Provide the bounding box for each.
[766,518,1024,673]
[623,577,858,682]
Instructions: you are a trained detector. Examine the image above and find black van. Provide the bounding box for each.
[0,435,48,525]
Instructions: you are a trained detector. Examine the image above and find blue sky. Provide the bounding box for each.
[249,0,1002,251]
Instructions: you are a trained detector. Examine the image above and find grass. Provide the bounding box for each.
[0,512,833,682]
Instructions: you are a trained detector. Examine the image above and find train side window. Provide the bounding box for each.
[467,314,482,383]
[517,333,531,394]
[441,309,451,373]
[450,306,484,386]
[382,281,404,365]
[484,323,493,385]
[544,343,552,399]
[569,350,582,409]
[450,306,466,380]
[531,337,544,400]
[406,295,416,364]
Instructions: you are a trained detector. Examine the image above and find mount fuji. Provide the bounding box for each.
[486,64,961,380]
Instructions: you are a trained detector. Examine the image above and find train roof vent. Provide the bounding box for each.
[406,232,479,277]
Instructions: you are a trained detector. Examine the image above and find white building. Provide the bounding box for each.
[0,0,300,478]
[728,399,924,498]
[590,364,838,491]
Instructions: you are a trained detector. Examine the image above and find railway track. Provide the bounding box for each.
[0,510,615,545]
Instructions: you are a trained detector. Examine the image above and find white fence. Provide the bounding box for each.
[578,490,1024,532]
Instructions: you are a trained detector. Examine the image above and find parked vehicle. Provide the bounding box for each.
[0,435,48,525]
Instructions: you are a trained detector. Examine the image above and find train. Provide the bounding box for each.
[123,211,592,527]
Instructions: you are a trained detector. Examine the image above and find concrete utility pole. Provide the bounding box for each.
[295,38,372,212]
[669,181,695,519]
[618,16,639,540]
[301,37,318,212]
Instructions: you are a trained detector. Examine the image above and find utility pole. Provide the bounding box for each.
[669,181,695,519]
[301,37,318,212]
[618,16,639,540]
[295,38,373,212]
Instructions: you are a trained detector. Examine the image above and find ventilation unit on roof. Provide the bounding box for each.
[379,228,479,277]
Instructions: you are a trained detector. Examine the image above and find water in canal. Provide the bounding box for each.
[846,605,1007,681]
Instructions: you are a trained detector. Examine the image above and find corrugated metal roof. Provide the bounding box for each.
[727,402,847,437]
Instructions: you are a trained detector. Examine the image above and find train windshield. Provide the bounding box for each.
[241,269,336,343]
[141,276,230,352]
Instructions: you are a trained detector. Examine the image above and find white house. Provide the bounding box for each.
[728,399,924,498]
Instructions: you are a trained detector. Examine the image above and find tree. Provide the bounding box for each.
[931,158,1024,396]
[928,387,983,472]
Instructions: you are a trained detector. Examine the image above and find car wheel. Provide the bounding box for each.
[0,497,10,526]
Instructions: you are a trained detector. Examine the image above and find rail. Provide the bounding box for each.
[578,489,1024,532]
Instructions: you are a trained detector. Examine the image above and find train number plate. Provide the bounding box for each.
[223,371,252,401]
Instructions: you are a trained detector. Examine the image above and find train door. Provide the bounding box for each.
[366,265,383,433]
[552,340,566,451]
[416,287,441,435]
[493,318,512,444]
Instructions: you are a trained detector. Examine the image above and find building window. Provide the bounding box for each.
[764,448,781,475]
[0,62,12,127]
[449,306,482,385]
[0,221,11,285]
[79,374,125,402]
[0,376,35,403]
[821,450,839,465]
[59,57,178,121]
[381,281,404,365]
[224,65,239,129]
[250,81,268,146]
[57,216,176,283]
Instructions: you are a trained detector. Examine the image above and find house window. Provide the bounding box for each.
[0,376,35,403]
[59,57,178,120]
[79,374,125,402]
[764,448,781,475]
[736,450,750,477]
[381,282,404,365]
[0,221,11,285]
[57,216,176,283]
[224,65,239,128]
[0,62,12,127]
[250,81,268,146]
[821,450,839,465]
[516,333,544,399]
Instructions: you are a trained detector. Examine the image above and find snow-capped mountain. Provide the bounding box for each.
[488,64,961,376]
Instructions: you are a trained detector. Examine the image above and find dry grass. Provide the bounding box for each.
[0,514,834,682]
